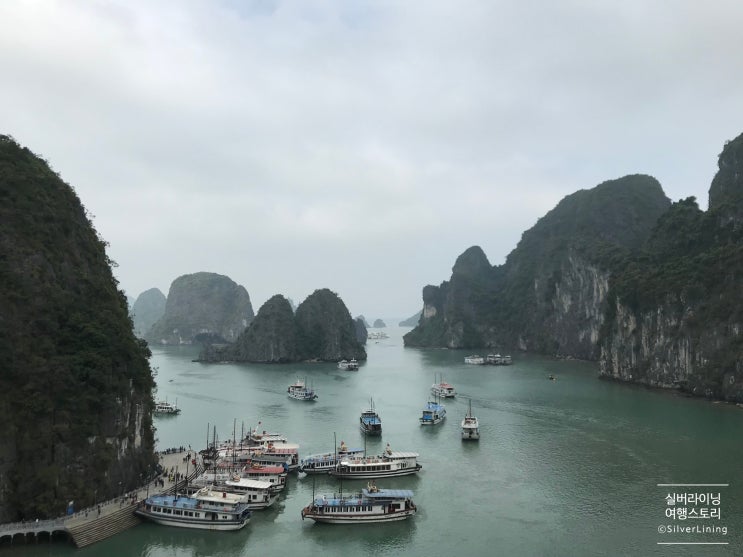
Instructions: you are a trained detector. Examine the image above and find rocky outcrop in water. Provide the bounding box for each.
[0,135,156,521]
[200,289,366,363]
[372,319,386,328]
[147,272,254,345]
[131,287,166,337]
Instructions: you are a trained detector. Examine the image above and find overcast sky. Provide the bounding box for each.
[2,1,742,320]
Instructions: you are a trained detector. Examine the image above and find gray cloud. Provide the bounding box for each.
[2,1,742,318]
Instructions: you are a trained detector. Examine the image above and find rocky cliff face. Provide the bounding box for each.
[200,289,366,363]
[226,295,298,362]
[405,175,670,353]
[0,135,156,521]
[599,133,743,401]
[131,287,166,337]
[147,272,254,345]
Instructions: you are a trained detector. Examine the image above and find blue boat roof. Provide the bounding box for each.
[363,488,414,498]
[312,489,414,506]
[423,401,445,410]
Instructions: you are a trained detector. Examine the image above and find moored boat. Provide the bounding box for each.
[301,482,417,523]
[135,488,251,531]
[338,358,360,371]
[329,445,421,479]
[419,400,446,425]
[360,399,382,436]
[461,399,480,440]
[288,378,318,401]
[222,477,280,510]
[299,441,365,474]
[464,355,485,365]
[154,400,181,415]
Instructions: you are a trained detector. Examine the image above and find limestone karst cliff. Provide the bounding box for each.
[131,287,166,337]
[405,174,671,358]
[147,272,254,345]
[600,134,743,400]
[406,133,743,401]
[0,135,156,521]
[200,289,366,363]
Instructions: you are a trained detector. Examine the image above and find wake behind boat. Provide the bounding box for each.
[135,488,251,531]
[301,482,417,524]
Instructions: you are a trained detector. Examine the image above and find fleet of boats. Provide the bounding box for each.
[287,378,318,401]
[140,340,511,533]
[464,353,513,365]
[301,482,417,524]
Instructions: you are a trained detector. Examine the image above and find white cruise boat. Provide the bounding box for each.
[154,400,181,415]
[338,358,360,371]
[222,478,280,510]
[464,355,485,365]
[329,445,421,479]
[299,441,365,474]
[419,400,446,425]
[486,353,513,365]
[461,399,480,440]
[430,377,456,398]
[301,482,417,524]
[135,488,251,531]
[287,378,318,401]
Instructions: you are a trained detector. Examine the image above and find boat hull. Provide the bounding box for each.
[301,510,416,523]
[329,466,421,479]
[135,510,250,531]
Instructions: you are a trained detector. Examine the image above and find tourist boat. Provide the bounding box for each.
[360,399,382,436]
[464,355,485,365]
[299,440,365,474]
[419,400,446,425]
[338,358,360,371]
[301,482,417,524]
[222,477,280,510]
[154,400,181,415]
[486,353,513,365]
[329,445,421,479]
[287,378,318,401]
[135,487,251,531]
[461,399,480,440]
[430,376,456,398]
[240,462,287,491]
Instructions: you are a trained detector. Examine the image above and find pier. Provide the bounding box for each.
[0,449,204,548]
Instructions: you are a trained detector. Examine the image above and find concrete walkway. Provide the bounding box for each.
[0,450,204,547]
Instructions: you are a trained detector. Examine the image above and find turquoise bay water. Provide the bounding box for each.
[13,327,743,556]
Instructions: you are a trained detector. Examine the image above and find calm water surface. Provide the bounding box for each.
[13,327,743,556]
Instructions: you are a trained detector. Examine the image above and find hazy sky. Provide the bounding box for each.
[2,1,742,320]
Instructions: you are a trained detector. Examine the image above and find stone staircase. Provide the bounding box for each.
[66,505,141,548]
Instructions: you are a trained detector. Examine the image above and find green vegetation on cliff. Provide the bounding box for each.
[147,272,254,345]
[405,175,672,353]
[200,289,366,363]
[0,135,156,521]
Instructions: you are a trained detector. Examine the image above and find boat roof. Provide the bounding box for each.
[362,488,414,498]
[193,488,246,504]
[423,401,445,410]
[225,478,274,489]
